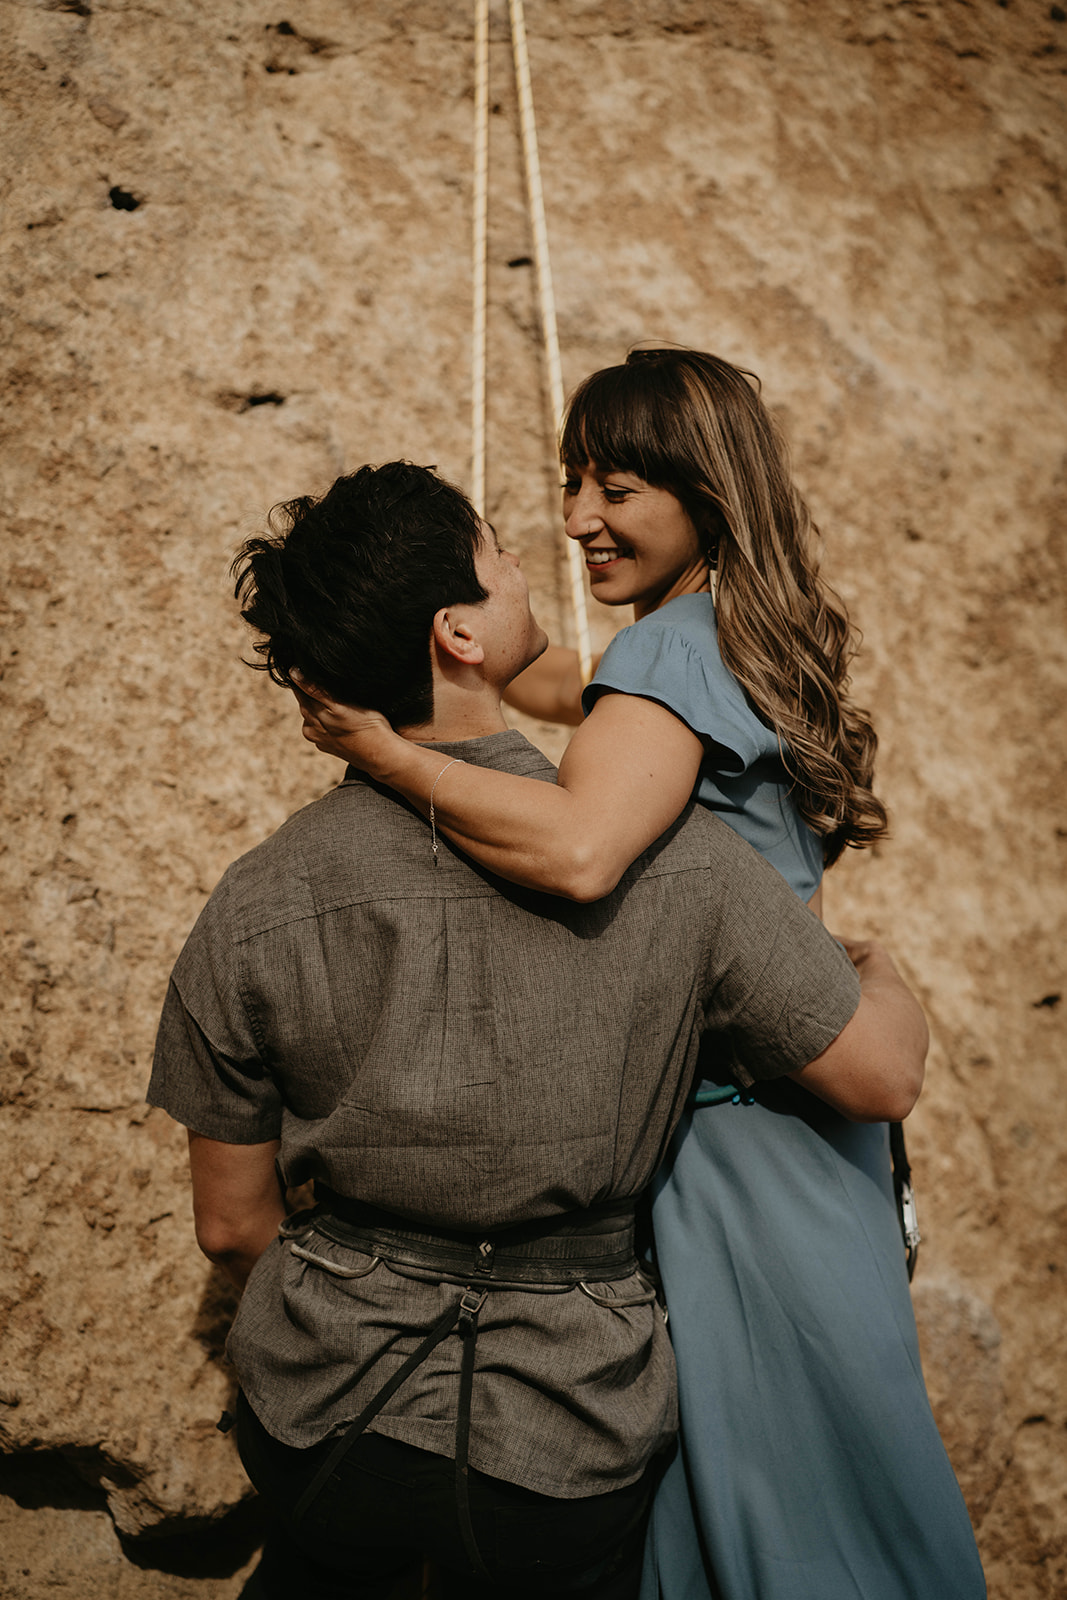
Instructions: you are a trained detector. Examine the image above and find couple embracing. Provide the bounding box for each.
[150,349,985,1599]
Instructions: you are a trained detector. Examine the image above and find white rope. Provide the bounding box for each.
[507,0,593,685]
[470,0,489,518]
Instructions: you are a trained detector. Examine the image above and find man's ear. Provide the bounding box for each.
[432,606,486,667]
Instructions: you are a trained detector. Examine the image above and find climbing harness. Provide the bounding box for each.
[286,1191,654,1576]
[471,0,593,683]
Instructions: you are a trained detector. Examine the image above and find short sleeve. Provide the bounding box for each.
[581,599,776,776]
[147,885,284,1143]
[701,877,862,1086]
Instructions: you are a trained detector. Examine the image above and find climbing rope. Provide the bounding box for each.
[471,0,489,518]
[507,0,564,428]
[471,0,593,684]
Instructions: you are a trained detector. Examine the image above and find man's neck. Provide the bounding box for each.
[397,689,509,745]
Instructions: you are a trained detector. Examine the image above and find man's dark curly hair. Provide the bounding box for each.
[232,461,487,728]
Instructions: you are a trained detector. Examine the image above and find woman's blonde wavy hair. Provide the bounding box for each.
[560,348,888,865]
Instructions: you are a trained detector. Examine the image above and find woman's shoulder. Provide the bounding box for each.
[586,595,778,768]
[601,595,751,707]
[624,592,720,648]
[598,593,731,687]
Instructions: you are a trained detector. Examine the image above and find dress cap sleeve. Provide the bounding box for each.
[581,596,778,776]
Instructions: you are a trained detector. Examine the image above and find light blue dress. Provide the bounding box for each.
[583,595,986,1600]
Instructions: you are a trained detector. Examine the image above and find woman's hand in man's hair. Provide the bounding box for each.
[291,674,394,771]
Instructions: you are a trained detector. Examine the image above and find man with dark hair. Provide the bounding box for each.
[234,461,494,728]
[149,462,924,1600]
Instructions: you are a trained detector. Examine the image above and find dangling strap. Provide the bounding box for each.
[453,1288,490,1577]
[290,1296,464,1526]
[290,1285,493,1580]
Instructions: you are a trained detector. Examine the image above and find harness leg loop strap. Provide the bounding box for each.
[454,1288,490,1579]
[286,1196,639,1570]
[291,1297,463,1526]
[290,1282,493,1583]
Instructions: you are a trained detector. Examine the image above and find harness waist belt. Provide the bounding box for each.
[312,1186,638,1285]
[291,1190,647,1572]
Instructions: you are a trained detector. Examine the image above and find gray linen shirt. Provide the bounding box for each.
[149,730,859,1498]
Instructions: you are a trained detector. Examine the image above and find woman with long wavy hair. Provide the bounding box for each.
[296,348,985,1600]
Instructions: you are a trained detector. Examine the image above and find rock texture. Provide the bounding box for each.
[1,1,1064,1594]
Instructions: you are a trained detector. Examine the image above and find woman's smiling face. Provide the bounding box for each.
[561,462,710,620]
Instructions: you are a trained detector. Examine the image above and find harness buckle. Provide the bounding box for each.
[457,1285,488,1334]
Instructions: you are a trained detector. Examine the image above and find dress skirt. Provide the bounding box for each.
[641,1078,986,1600]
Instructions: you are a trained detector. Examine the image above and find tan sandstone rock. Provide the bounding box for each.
[1,1,1064,1593]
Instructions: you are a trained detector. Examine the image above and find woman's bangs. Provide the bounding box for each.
[561,369,672,481]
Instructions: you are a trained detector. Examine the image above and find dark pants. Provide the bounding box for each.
[236,1392,656,1600]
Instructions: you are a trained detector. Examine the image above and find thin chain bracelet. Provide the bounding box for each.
[429,759,462,864]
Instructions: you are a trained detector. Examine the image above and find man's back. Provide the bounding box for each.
[149,729,857,1498]
[153,731,854,1230]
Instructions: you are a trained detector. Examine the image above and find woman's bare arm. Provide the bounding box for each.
[789,939,928,1122]
[502,645,601,726]
[299,688,704,901]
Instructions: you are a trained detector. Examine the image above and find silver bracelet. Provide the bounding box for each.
[429,759,462,864]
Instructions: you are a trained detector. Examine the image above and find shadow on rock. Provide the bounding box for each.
[0,1450,268,1580]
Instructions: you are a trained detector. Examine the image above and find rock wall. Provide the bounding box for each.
[1,1,1064,1594]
